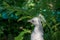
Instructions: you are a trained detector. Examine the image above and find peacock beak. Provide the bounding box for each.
[28,20,31,22]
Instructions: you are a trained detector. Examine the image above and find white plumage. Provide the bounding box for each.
[28,14,46,40]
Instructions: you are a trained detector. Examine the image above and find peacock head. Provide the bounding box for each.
[28,17,41,26]
[28,14,46,26]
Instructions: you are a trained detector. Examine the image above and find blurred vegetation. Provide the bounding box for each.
[0,0,60,40]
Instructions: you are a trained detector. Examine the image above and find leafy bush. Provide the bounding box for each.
[0,0,60,40]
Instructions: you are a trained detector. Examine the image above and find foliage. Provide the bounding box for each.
[0,0,60,40]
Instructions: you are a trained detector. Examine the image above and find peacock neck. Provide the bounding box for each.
[34,23,43,34]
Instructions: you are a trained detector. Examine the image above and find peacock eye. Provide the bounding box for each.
[32,20,34,22]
